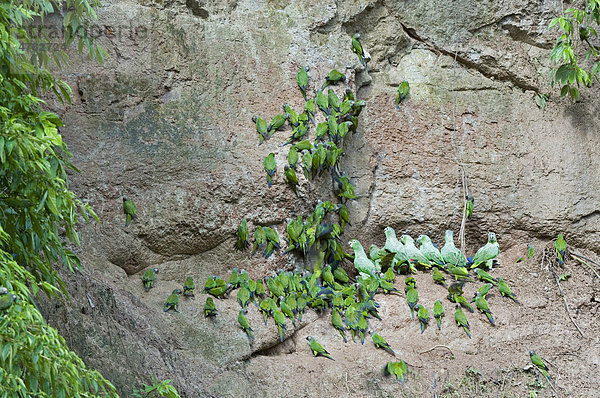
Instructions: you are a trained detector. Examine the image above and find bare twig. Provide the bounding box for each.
[571,253,600,280]
[86,293,95,309]
[433,373,438,398]
[344,371,349,393]
[419,345,455,357]
[551,266,584,337]
[532,365,561,397]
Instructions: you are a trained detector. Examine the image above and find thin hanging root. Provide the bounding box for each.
[571,252,600,280]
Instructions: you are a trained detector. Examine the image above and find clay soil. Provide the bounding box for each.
[203,243,599,398]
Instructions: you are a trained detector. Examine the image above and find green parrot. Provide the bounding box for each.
[339,99,352,116]
[348,239,379,278]
[470,232,500,269]
[252,226,267,256]
[163,289,181,312]
[263,227,280,259]
[529,350,551,380]
[371,331,395,355]
[344,88,355,101]
[432,268,447,287]
[383,227,411,268]
[441,230,467,267]
[252,115,269,144]
[331,309,347,343]
[335,174,359,200]
[234,219,250,252]
[554,234,566,265]
[527,243,535,259]
[259,298,272,325]
[264,153,276,188]
[333,266,351,284]
[351,33,369,67]
[306,336,334,360]
[383,267,395,284]
[183,276,195,297]
[433,299,444,330]
[238,310,254,342]
[302,152,313,180]
[122,196,137,227]
[497,277,519,303]
[284,165,299,193]
[316,90,330,115]
[379,279,399,295]
[255,278,266,299]
[142,267,159,292]
[327,88,341,112]
[448,265,472,281]
[228,267,240,288]
[466,194,474,219]
[237,286,251,310]
[395,81,410,108]
[305,99,315,122]
[287,146,299,168]
[279,297,296,325]
[454,306,471,338]
[0,294,17,311]
[447,281,465,302]
[400,234,431,268]
[417,234,445,267]
[284,104,298,126]
[202,276,218,292]
[386,360,408,383]
[404,277,416,291]
[322,265,335,287]
[351,99,366,117]
[456,295,474,313]
[322,69,346,90]
[207,284,233,299]
[204,296,217,317]
[473,270,496,287]
[416,304,429,334]
[472,283,493,302]
[315,122,329,142]
[475,295,495,325]
[327,116,339,143]
[406,286,418,320]
[297,293,308,322]
[297,66,309,100]
[273,309,287,342]
[268,113,287,135]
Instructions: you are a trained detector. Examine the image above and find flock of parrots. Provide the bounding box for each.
[116,33,564,385]
[125,189,561,384]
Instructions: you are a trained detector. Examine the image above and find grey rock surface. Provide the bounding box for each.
[37,0,600,396]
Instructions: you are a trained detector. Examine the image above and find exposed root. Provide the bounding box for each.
[419,344,455,357]
[532,365,561,397]
[571,252,600,280]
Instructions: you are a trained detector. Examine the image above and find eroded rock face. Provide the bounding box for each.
[38,0,600,396]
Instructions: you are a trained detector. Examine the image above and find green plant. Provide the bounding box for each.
[0,234,118,397]
[132,377,181,398]
[549,0,600,101]
[0,1,179,396]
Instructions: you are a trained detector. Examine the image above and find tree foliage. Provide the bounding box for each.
[0,238,118,397]
[0,0,163,396]
[549,0,600,101]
